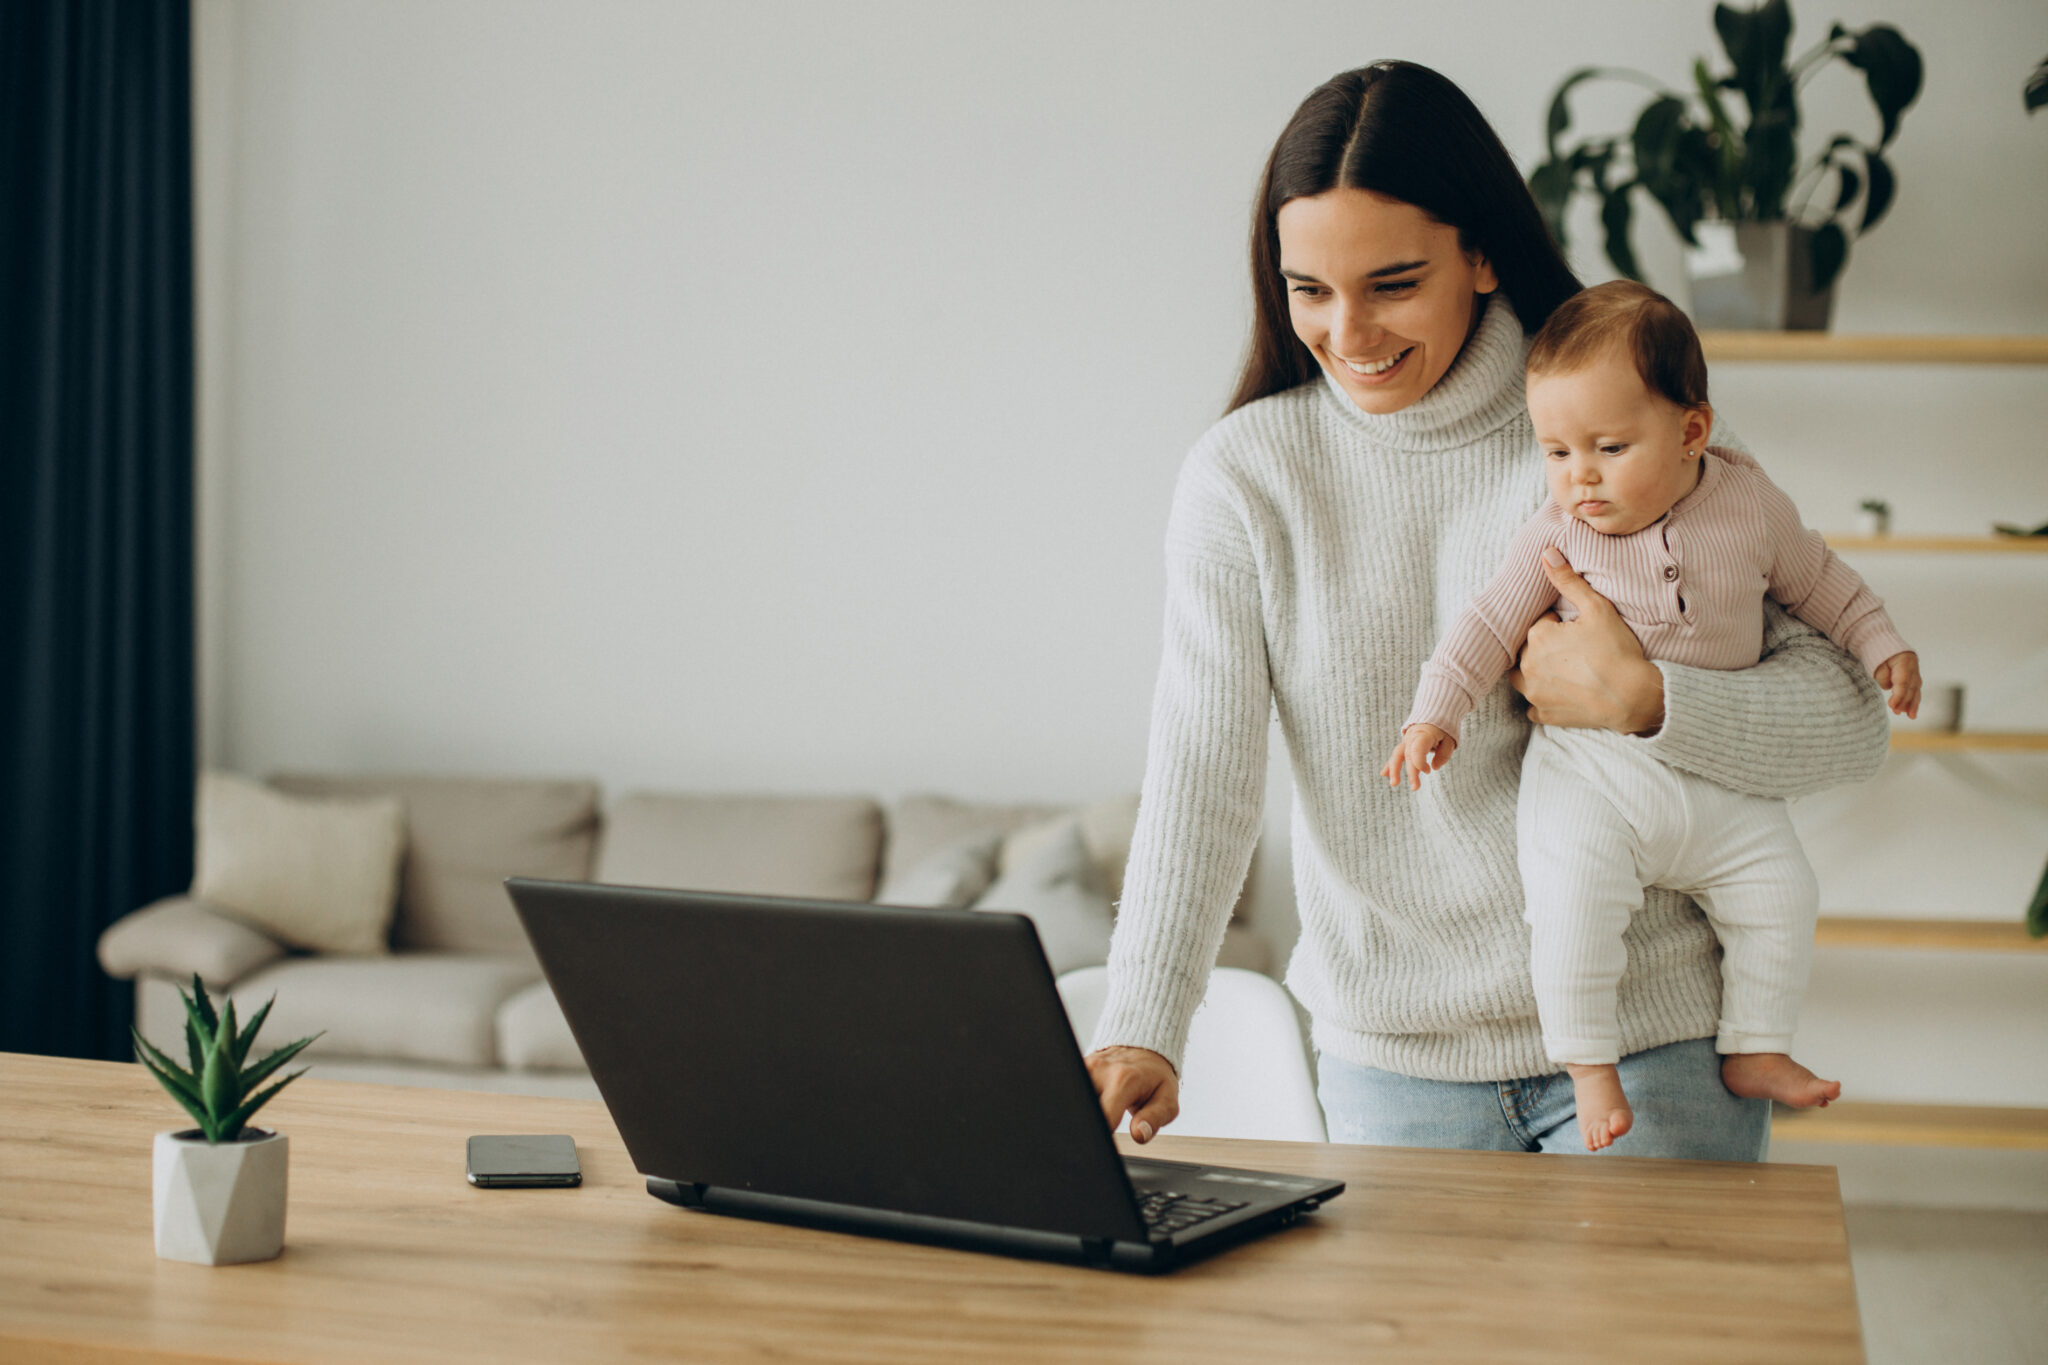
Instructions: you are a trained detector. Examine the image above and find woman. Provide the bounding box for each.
[1084,61,1886,1158]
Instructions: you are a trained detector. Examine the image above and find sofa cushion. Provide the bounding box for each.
[228,954,542,1069]
[886,793,1141,904]
[192,772,405,954]
[1000,796,1141,904]
[98,896,290,987]
[271,775,599,957]
[496,982,586,1072]
[971,819,1115,975]
[876,829,1003,908]
[595,793,883,901]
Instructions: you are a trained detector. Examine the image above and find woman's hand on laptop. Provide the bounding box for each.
[1085,1046,1179,1144]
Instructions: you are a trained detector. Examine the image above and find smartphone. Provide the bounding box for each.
[465,1134,582,1188]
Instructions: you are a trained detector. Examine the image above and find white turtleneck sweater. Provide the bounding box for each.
[1091,295,1889,1082]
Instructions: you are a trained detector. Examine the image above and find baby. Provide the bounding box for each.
[1384,280,1920,1152]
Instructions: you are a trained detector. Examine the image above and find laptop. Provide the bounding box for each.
[503,877,1344,1273]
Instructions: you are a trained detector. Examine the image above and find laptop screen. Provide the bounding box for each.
[506,879,1147,1241]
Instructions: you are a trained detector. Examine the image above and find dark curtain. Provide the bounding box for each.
[1,0,195,1059]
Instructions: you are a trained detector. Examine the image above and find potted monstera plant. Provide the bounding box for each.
[1530,0,1922,329]
[132,976,320,1264]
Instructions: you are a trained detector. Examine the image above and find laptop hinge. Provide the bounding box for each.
[646,1178,710,1208]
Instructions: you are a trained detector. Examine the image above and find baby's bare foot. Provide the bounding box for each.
[1565,1063,1634,1152]
[1721,1052,1841,1108]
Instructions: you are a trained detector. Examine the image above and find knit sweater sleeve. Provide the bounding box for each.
[1406,509,1563,742]
[1088,451,1271,1073]
[1635,596,1891,800]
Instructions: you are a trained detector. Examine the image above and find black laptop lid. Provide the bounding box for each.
[505,879,1147,1242]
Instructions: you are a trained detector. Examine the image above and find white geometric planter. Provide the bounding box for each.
[152,1128,288,1265]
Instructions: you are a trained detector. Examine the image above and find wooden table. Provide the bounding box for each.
[0,1053,1863,1363]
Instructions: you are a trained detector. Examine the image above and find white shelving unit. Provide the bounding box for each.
[1701,333,2048,1152]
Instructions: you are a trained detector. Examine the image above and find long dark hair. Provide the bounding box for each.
[1227,61,1581,414]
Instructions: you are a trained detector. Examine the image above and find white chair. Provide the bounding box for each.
[1056,966,1327,1143]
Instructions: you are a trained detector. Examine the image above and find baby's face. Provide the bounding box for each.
[1526,352,1711,537]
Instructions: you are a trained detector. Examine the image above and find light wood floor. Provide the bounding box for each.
[1846,1205,2048,1365]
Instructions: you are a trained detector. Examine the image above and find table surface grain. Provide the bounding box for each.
[0,1052,1863,1363]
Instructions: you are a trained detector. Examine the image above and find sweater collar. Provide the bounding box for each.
[1315,292,1531,453]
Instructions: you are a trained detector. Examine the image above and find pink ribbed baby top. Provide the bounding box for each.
[1407,445,1911,740]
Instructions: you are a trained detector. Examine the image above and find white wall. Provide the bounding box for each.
[197,2,2048,1144]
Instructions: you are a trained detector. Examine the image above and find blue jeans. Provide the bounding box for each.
[1316,1037,1770,1160]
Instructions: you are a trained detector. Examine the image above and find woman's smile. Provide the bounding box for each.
[1334,345,1415,382]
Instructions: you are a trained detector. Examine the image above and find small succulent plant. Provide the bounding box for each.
[132,975,322,1143]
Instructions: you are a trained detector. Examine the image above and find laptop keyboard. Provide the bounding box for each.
[1137,1189,1249,1237]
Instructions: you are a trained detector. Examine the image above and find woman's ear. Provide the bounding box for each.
[1468,249,1499,295]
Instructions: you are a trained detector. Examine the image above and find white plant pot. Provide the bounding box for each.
[153,1128,288,1265]
[1683,221,1837,331]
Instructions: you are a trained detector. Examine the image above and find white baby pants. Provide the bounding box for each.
[1516,724,1819,1065]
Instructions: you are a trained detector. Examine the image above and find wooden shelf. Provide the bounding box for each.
[1826,535,2048,554]
[1889,731,2048,753]
[1771,1100,2048,1150]
[1700,332,2048,364]
[1815,916,2046,952]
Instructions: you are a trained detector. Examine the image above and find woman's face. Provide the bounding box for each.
[1276,188,1499,415]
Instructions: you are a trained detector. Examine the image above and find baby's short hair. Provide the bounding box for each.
[1526,279,1709,409]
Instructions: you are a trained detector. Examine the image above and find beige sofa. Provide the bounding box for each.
[98,776,1270,1098]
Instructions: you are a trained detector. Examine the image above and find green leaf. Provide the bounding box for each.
[184,1013,206,1080]
[139,1054,217,1134]
[1600,182,1643,281]
[219,997,239,1072]
[1715,0,1794,124]
[233,995,276,1069]
[1631,95,1688,183]
[216,1070,309,1143]
[1860,147,1896,232]
[1744,118,1799,220]
[201,1021,236,1120]
[1843,25,1923,147]
[1578,140,1617,195]
[1832,162,1861,214]
[134,1032,216,1135]
[2028,56,2048,115]
[186,975,219,1037]
[1809,221,1849,290]
[1693,59,1743,217]
[132,1029,201,1101]
[179,979,219,1055]
[239,1032,322,1092]
[1545,66,1604,157]
[1632,96,1702,245]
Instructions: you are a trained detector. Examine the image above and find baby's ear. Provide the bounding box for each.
[1682,403,1714,451]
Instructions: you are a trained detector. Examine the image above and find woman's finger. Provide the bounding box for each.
[1538,546,1614,621]
[1129,1089,1179,1143]
[1093,1071,1138,1128]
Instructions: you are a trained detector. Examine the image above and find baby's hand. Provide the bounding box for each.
[1383,724,1456,791]
[1874,650,1921,718]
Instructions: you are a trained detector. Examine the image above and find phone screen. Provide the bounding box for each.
[466,1134,582,1187]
